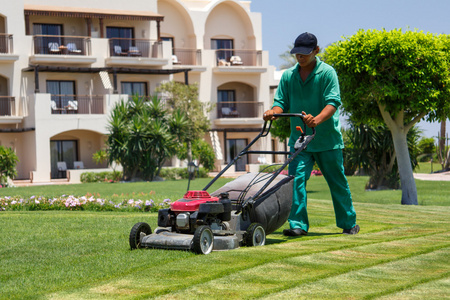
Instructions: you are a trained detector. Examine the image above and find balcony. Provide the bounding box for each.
[0,34,13,54]
[0,96,15,116]
[107,38,166,66]
[50,95,104,115]
[172,48,202,66]
[215,49,262,66]
[217,101,263,119]
[33,35,91,56]
[31,35,95,65]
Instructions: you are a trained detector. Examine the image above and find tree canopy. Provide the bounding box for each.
[322,29,450,204]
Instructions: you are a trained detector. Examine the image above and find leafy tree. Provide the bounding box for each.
[323,29,450,205]
[178,139,216,171]
[278,43,297,70]
[0,146,19,186]
[106,95,187,181]
[156,82,211,166]
[417,137,436,162]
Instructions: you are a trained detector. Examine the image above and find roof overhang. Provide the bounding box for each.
[23,65,191,75]
[24,4,164,22]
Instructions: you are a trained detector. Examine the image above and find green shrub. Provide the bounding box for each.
[80,171,122,183]
[159,167,209,180]
[0,146,19,187]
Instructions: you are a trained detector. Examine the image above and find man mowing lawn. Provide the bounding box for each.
[263,32,359,236]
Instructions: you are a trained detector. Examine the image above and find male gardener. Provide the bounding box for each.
[263,32,359,236]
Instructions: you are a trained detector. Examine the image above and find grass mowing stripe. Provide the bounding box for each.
[375,276,450,300]
[264,247,449,299]
[51,230,448,299]
[150,233,449,299]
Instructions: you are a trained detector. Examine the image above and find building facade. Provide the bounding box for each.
[0,0,282,183]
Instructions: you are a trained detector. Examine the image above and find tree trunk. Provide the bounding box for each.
[439,120,446,169]
[377,102,421,205]
[391,130,418,205]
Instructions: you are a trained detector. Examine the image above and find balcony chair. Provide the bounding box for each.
[67,43,82,54]
[74,161,84,169]
[48,42,61,54]
[114,45,129,56]
[230,56,243,65]
[67,100,78,111]
[128,46,142,57]
[218,59,230,66]
[172,55,181,65]
[57,161,67,178]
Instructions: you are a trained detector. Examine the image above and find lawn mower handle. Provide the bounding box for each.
[203,113,314,192]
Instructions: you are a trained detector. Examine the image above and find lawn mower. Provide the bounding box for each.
[129,113,315,254]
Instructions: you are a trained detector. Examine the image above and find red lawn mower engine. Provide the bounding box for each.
[157,190,232,234]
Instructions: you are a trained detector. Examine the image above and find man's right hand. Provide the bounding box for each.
[263,107,283,121]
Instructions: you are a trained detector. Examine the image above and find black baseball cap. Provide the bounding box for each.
[290,32,318,55]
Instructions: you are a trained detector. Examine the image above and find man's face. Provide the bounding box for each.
[295,47,319,68]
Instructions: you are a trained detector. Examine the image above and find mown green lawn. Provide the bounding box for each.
[1,177,449,299]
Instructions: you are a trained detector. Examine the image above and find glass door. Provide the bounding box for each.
[227,139,247,172]
[50,140,78,179]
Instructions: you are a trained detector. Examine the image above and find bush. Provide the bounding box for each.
[159,167,209,180]
[80,171,123,183]
[0,146,19,187]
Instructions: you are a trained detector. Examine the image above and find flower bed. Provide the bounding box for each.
[0,195,171,212]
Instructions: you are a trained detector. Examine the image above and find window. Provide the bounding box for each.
[107,27,134,52]
[211,39,234,61]
[161,37,174,54]
[50,140,78,178]
[33,24,63,54]
[227,139,247,171]
[121,82,148,97]
[217,90,235,103]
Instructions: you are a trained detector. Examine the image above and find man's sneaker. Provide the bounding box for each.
[343,225,360,235]
[283,228,308,236]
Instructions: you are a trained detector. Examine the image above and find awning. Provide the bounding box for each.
[24,4,164,21]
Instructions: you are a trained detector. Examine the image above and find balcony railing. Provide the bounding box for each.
[51,95,104,114]
[215,49,262,66]
[0,34,13,54]
[217,101,263,119]
[109,38,162,58]
[173,48,201,65]
[0,96,15,116]
[33,35,91,55]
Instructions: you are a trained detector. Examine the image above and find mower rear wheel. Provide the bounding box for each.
[244,223,266,247]
[192,225,214,254]
[129,222,152,250]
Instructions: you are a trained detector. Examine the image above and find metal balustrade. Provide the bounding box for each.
[172,48,202,65]
[109,38,162,58]
[0,96,15,116]
[0,34,13,54]
[217,101,263,119]
[50,95,104,114]
[33,35,91,55]
[215,49,262,66]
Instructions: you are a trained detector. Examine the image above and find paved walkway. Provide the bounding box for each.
[413,171,450,181]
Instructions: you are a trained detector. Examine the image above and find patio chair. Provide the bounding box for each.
[48,42,61,54]
[230,56,243,65]
[67,43,82,54]
[114,45,128,56]
[172,55,181,65]
[74,161,84,169]
[128,46,142,56]
[57,161,67,178]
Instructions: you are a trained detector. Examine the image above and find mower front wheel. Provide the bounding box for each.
[244,223,266,247]
[192,225,214,254]
[129,222,152,250]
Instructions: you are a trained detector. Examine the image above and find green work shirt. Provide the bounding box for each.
[273,57,344,152]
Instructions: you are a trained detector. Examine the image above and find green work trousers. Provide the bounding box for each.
[288,148,356,232]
